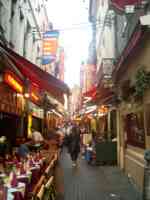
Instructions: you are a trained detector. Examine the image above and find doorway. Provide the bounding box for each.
[0,112,21,146]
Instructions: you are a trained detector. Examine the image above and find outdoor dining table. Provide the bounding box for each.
[17,171,32,195]
[6,182,26,200]
[0,171,29,200]
[0,162,41,200]
[0,150,49,200]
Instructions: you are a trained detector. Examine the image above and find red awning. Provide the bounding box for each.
[111,0,142,11]
[83,86,97,98]
[0,44,70,103]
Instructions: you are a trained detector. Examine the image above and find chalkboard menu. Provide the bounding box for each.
[125,111,145,148]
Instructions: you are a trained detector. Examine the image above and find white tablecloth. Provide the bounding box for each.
[7,182,25,200]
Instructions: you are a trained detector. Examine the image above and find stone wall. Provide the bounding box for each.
[117,31,150,192]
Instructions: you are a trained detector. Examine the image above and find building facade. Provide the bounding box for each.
[0,0,49,67]
[0,0,69,140]
[89,0,150,193]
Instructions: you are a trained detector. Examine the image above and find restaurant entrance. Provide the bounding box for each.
[0,112,21,146]
[32,115,42,132]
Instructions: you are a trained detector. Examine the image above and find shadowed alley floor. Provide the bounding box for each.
[55,148,142,200]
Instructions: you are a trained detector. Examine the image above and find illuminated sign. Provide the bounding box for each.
[98,105,108,114]
[4,72,23,93]
[31,92,39,102]
[29,84,40,104]
[42,30,59,65]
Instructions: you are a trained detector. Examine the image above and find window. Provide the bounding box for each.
[125,111,145,148]
[23,21,31,57]
[11,0,17,19]
[19,8,24,21]
[121,21,128,38]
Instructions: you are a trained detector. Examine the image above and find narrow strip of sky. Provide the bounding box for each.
[46,0,92,88]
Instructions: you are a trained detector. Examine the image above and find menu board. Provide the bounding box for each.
[125,111,145,148]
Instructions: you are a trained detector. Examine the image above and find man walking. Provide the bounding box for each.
[68,125,81,167]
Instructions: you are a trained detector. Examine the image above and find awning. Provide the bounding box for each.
[0,43,70,104]
[83,86,97,98]
[83,84,114,106]
[94,86,114,105]
[111,0,143,11]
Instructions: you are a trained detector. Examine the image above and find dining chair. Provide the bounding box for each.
[36,184,45,200]
[43,176,56,200]
[44,161,54,178]
[32,175,45,196]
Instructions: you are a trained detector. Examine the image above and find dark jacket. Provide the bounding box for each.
[68,126,80,154]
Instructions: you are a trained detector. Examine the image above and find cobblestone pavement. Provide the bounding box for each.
[55,148,142,200]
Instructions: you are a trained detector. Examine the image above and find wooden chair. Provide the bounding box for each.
[44,160,54,178]
[43,176,56,200]
[53,153,58,165]
[36,184,45,200]
[32,175,45,197]
[45,176,53,188]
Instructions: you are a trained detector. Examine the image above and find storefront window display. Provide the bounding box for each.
[125,111,145,148]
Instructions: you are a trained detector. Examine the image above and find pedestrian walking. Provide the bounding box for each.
[67,125,81,167]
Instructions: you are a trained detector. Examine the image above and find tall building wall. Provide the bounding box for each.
[0,0,49,68]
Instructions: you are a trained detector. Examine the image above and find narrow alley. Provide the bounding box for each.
[0,1,150,199]
[56,149,142,200]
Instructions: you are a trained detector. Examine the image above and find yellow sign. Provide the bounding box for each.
[28,115,32,138]
[4,72,23,93]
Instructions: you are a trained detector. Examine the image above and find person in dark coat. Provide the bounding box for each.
[68,125,81,166]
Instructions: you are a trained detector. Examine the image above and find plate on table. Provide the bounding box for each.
[0,173,5,177]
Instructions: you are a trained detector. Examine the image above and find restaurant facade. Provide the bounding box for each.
[0,42,70,143]
[0,51,26,145]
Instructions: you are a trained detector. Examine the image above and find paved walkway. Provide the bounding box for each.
[55,148,142,200]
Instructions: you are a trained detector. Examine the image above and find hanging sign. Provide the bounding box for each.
[42,30,59,65]
[4,71,23,93]
[31,92,39,102]
[102,58,114,88]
